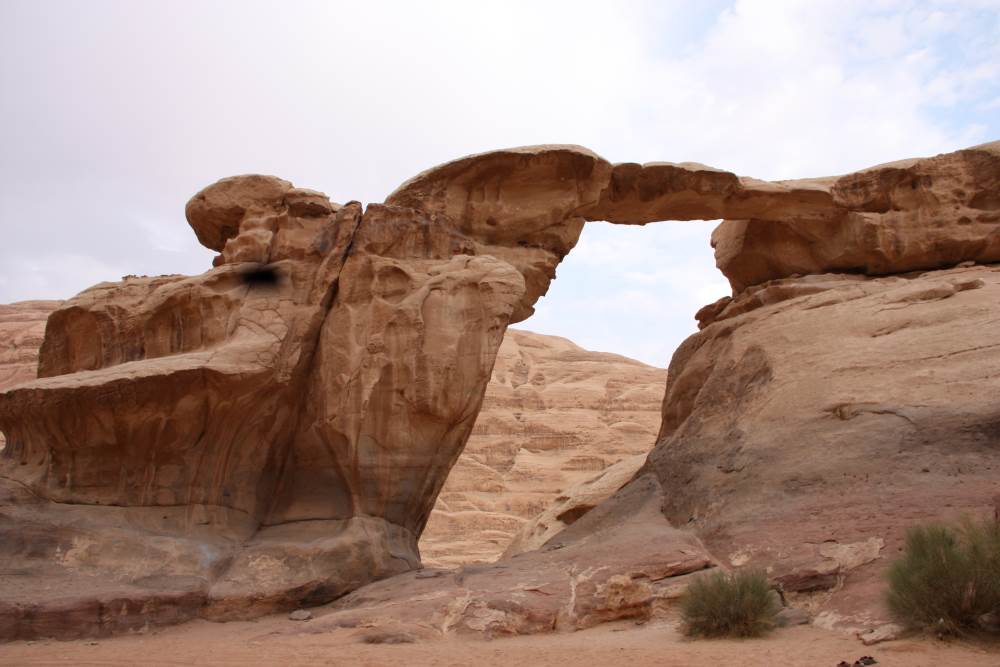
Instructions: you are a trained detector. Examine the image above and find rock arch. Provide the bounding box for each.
[0,140,998,637]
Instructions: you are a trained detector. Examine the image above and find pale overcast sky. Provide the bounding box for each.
[2,1,999,366]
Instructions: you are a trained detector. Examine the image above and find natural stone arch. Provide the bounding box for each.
[0,140,998,638]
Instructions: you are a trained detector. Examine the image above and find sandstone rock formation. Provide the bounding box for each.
[421,330,664,567]
[0,301,58,392]
[501,453,647,559]
[650,263,1000,626]
[1,139,998,640]
[294,474,714,639]
[257,263,1000,639]
[0,301,59,453]
[711,142,1000,291]
[0,309,664,574]
[388,140,1000,294]
[1,174,530,638]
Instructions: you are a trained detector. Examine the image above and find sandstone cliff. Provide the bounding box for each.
[420,329,664,566]
[644,263,1000,626]
[0,311,664,571]
[0,301,59,392]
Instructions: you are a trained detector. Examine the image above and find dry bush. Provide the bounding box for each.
[886,518,1000,635]
[681,568,780,638]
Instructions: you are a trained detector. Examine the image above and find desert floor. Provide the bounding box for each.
[2,616,998,666]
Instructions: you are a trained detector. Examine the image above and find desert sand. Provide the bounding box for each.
[1,616,996,667]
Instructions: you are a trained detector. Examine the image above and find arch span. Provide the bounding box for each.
[0,140,997,636]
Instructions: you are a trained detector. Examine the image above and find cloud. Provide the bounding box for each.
[1,0,998,364]
[0,253,129,304]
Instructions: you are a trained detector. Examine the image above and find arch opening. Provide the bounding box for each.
[419,219,729,567]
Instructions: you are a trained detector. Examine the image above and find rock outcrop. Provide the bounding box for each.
[648,263,1000,626]
[501,453,647,559]
[0,300,59,452]
[421,330,664,567]
[711,142,1000,291]
[1,140,998,640]
[1,174,531,638]
[0,311,664,574]
[288,474,714,639]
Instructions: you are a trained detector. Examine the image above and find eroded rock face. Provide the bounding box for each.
[297,475,715,639]
[501,453,647,559]
[647,263,1000,627]
[712,141,1000,290]
[1,139,998,640]
[420,330,664,567]
[0,301,59,393]
[0,170,532,638]
[0,301,59,451]
[386,145,610,322]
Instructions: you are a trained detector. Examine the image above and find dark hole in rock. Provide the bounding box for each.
[238,263,283,289]
[556,504,596,525]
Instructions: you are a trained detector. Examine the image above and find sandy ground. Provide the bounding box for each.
[1,616,998,667]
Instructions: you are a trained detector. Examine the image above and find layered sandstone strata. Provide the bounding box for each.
[0,301,58,392]
[420,330,664,567]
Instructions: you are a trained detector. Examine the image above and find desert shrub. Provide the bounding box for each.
[886,518,1000,634]
[681,568,780,638]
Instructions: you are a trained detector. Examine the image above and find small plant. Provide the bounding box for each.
[886,518,1000,635]
[680,568,780,638]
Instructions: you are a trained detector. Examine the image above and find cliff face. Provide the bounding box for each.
[629,263,1000,627]
[420,329,664,566]
[0,301,58,392]
[297,262,1000,639]
[0,311,664,569]
[0,312,666,566]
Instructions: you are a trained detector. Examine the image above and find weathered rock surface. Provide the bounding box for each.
[0,313,664,575]
[388,141,1000,294]
[291,475,714,639]
[386,145,608,323]
[0,301,59,392]
[648,263,1000,628]
[501,453,647,559]
[0,173,530,639]
[1,140,998,641]
[712,141,1000,291]
[421,330,664,567]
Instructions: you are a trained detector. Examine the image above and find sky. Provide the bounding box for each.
[2,1,999,367]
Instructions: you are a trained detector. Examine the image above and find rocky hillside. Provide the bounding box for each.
[420,329,665,566]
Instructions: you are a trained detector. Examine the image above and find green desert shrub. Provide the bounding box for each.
[886,518,1000,635]
[681,568,780,638]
